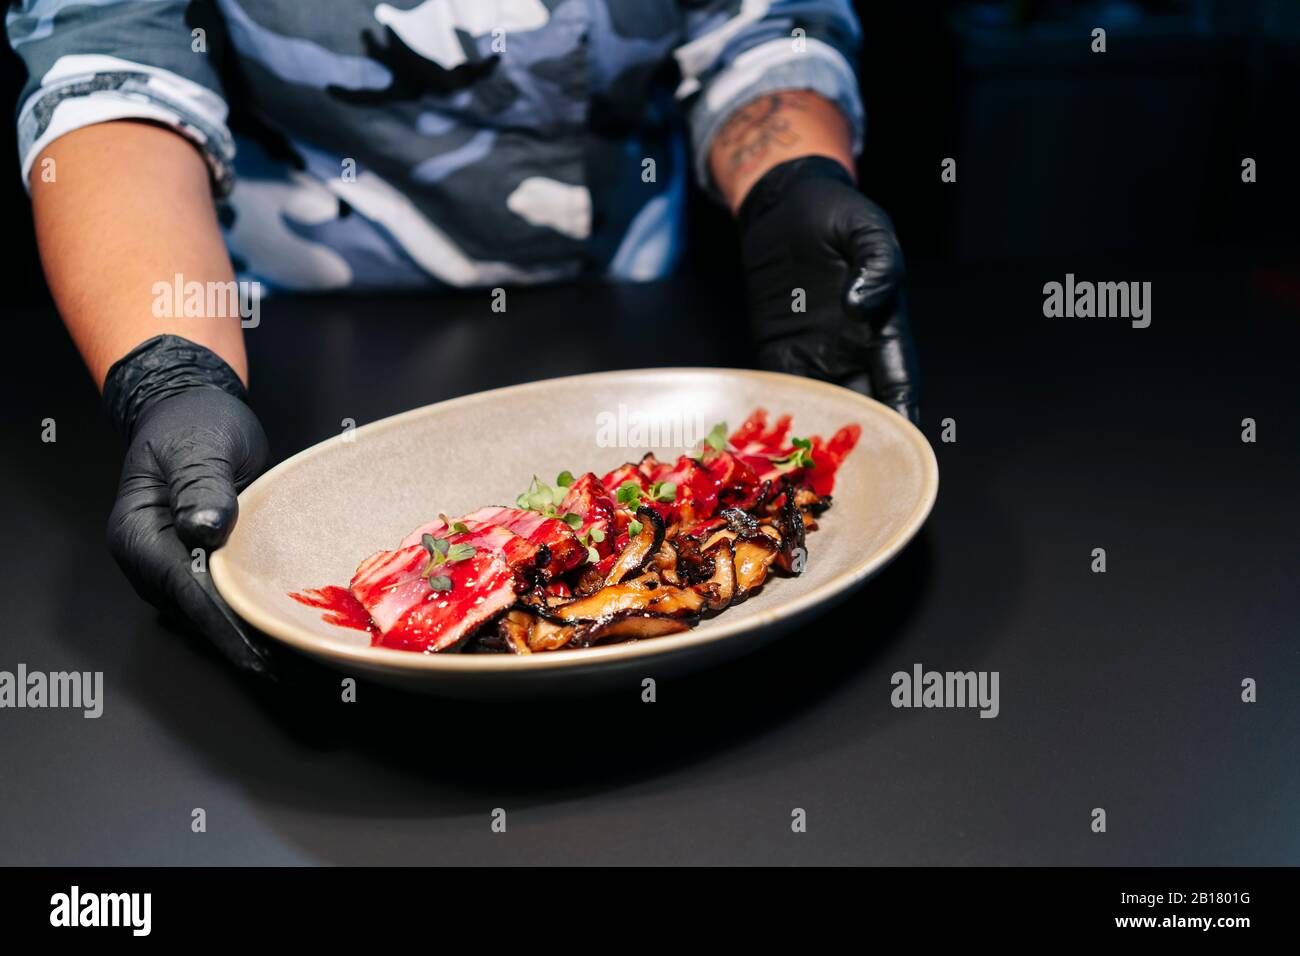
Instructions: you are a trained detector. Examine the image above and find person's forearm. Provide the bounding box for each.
[31,121,248,389]
[708,90,855,214]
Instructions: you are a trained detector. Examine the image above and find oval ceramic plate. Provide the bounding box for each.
[211,369,938,697]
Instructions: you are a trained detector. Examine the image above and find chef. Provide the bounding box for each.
[9,0,917,676]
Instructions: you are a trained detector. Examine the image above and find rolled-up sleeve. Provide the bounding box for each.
[674,0,864,195]
[6,0,234,194]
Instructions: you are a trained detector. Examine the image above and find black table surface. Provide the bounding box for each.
[1,260,1296,866]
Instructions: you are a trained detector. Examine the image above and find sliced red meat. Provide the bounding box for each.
[636,453,672,481]
[558,472,616,555]
[657,455,718,525]
[600,462,646,497]
[460,506,586,575]
[349,543,516,652]
[398,518,539,574]
[703,450,763,509]
[599,456,716,526]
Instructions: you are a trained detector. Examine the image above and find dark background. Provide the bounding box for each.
[0,1,1297,867]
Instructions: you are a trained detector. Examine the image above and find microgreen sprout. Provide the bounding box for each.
[616,479,675,509]
[704,422,728,452]
[515,472,574,515]
[420,532,477,590]
[773,437,814,471]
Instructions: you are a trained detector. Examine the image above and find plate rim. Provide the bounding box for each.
[210,367,939,673]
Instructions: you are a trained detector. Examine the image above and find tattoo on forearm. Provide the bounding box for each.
[715,92,807,177]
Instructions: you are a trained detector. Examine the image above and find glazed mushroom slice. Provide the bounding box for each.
[604,505,665,587]
[554,575,706,621]
[572,560,607,596]
[773,481,808,574]
[632,580,707,617]
[515,586,565,619]
[636,452,663,477]
[732,535,778,598]
[671,532,721,585]
[651,540,682,586]
[500,604,695,652]
[487,602,575,653]
[497,609,535,654]
[573,610,692,647]
[697,527,735,553]
[686,515,729,538]
[527,614,582,653]
[695,538,736,611]
[792,486,830,515]
[720,506,762,538]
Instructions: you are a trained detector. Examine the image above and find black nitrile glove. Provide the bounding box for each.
[104,335,275,678]
[738,156,920,423]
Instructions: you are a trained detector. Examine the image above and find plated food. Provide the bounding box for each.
[291,409,859,655]
[210,368,937,696]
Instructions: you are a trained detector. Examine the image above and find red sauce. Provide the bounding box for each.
[290,586,376,638]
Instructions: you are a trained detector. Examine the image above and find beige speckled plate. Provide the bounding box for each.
[210,368,937,697]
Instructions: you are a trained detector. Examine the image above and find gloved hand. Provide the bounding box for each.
[738,155,920,423]
[104,334,276,678]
